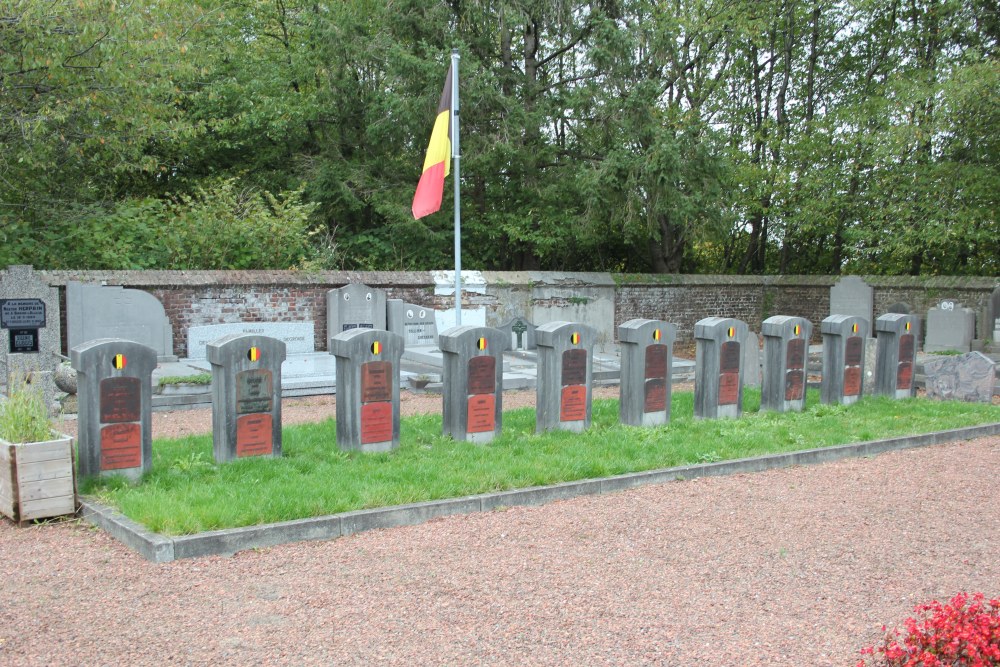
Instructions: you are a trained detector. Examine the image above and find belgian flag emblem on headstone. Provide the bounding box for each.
[112,353,127,370]
[477,337,487,350]
[371,341,381,356]
[570,332,580,345]
[653,328,661,341]
[247,347,260,361]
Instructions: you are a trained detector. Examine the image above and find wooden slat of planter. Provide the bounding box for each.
[21,495,76,522]
[18,476,74,502]
[14,439,73,463]
[0,444,17,521]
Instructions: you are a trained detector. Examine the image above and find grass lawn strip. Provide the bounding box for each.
[80,390,1000,535]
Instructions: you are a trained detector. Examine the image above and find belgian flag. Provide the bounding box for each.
[411,63,453,219]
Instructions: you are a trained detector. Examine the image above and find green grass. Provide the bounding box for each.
[157,373,212,387]
[80,389,1000,535]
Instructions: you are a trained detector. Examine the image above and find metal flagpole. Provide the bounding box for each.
[451,48,462,327]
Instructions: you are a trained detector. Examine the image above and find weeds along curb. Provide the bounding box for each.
[79,422,1000,563]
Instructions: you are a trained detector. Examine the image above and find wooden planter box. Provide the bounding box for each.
[0,433,77,525]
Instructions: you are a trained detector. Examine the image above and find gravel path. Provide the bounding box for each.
[4,392,998,665]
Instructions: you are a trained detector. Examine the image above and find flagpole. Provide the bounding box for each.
[451,48,462,327]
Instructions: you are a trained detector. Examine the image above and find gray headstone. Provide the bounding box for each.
[742,332,763,388]
[820,315,869,405]
[618,319,676,427]
[874,313,920,399]
[70,339,156,480]
[830,276,873,334]
[329,329,404,452]
[387,299,438,348]
[439,326,509,443]
[988,287,1000,341]
[761,316,812,413]
[863,338,878,396]
[694,317,749,419]
[187,322,313,360]
[535,322,595,433]
[498,316,537,351]
[924,299,976,353]
[206,334,287,463]
[67,282,175,361]
[326,283,387,337]
[0,266,61,413]
[886,302,912,314]
[923,352,996,403]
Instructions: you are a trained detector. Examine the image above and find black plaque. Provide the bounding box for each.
[9,328,39,353]
[561,349,587,386]
[720,341,741,373]
[0,299,46,329]
[237,369,273,414]
[845,336,863,366]
[100,377,142,423]
[467,356,496,396]
[361,361,392,403]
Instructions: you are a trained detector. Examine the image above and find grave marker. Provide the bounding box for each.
[924,299,976,353]
[326,283,387,336]
[0,266,60,412]
[188,322,313,360]
[67,281,175,361]
[743,332,763,388]
[694,317,749,419]
[618,319,676,427]
[761,316,813,413]
[207,334,286,462]
[329,329,403,452]
[387,299,438,348]
[439,326,508,443]
[71,339,156,480]
[874,313,920,399]
[535,322,595,433]
[498,316,537,351]
[820,315,869,405]
[923,352,995,403]
[830,276,873,333]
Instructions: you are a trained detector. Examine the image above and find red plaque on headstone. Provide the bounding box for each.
[719,373,740,405]
[720,341,741,373]
[645,344,667,380]
[787,338,805,370]
[561,349,587,386]
[237,369,273,415]
[361,402,393,444]
[99,377,141,423]
[845,336,863,366]
[785,370,805,401]
[467,394,496,433]
[236,413,273,457]
[100,423,142,470]
[644,378,667,413]
[844,367,862,396]
[899,334,915,363]
[361,362,393,403]
[467,356,496,395]
[896,362,913,391]
[560,385,586,421]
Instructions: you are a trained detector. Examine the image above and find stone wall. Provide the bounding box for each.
[38,269,1000,357]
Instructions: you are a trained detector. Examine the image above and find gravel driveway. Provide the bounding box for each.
[2,392,998,666]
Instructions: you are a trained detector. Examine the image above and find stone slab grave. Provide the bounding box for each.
[207,334,286,463]
[0,266,61,413]
[326,283,386,336]
[329,329,404,452]
[187,322,313,360]
[923,352,995,403]
[67,281,175,361]
[387,299,440,367]
[71,339,156,480]
[439,326,508,443]
[820,315,869,405]
[924,299,976,353]
[535,322,595,433]
[694,317,749,419]
[874,313,920,399]
[761,316,812,413]
[618,319,676,427]
[830,276,874,334]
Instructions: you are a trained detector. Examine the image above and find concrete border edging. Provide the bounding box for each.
[79,422,1000,563]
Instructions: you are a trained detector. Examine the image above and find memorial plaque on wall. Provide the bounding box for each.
[467,356,495,396]
[361,362,393,403]
[718,340,741,405]
[784,338,806,402]
[897,334,914,390]
[9,328,39,353]
[467,394,496,433]
[844,336,863,396]
[0,298,46,329]
[644,344,668,413]
[561,349,587,386]
[100,423,142,469]
[237,369,273,414]
[99,377,141,423]
[360,402,393,444]
[236,413,273,457]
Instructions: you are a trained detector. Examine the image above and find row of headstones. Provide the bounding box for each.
[69,312,920,480]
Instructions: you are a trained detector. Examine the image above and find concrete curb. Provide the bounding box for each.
[79,422,1000,563]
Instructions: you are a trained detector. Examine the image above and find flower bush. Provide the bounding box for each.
[858,592,1000,666]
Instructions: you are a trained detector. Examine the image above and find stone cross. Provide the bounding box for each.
[329,329,404,452]
[618,319,676,427]
[761,316,813,413]
[71,339,156,480]
[207,334,286,463]
[820,315,869,405]
[439,326,509,443]
[694,317,749,419]
[874,313,920,399]
[535,321,595,433]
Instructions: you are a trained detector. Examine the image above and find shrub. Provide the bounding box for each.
[0,375,52,443]
[858,592,1000,666]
